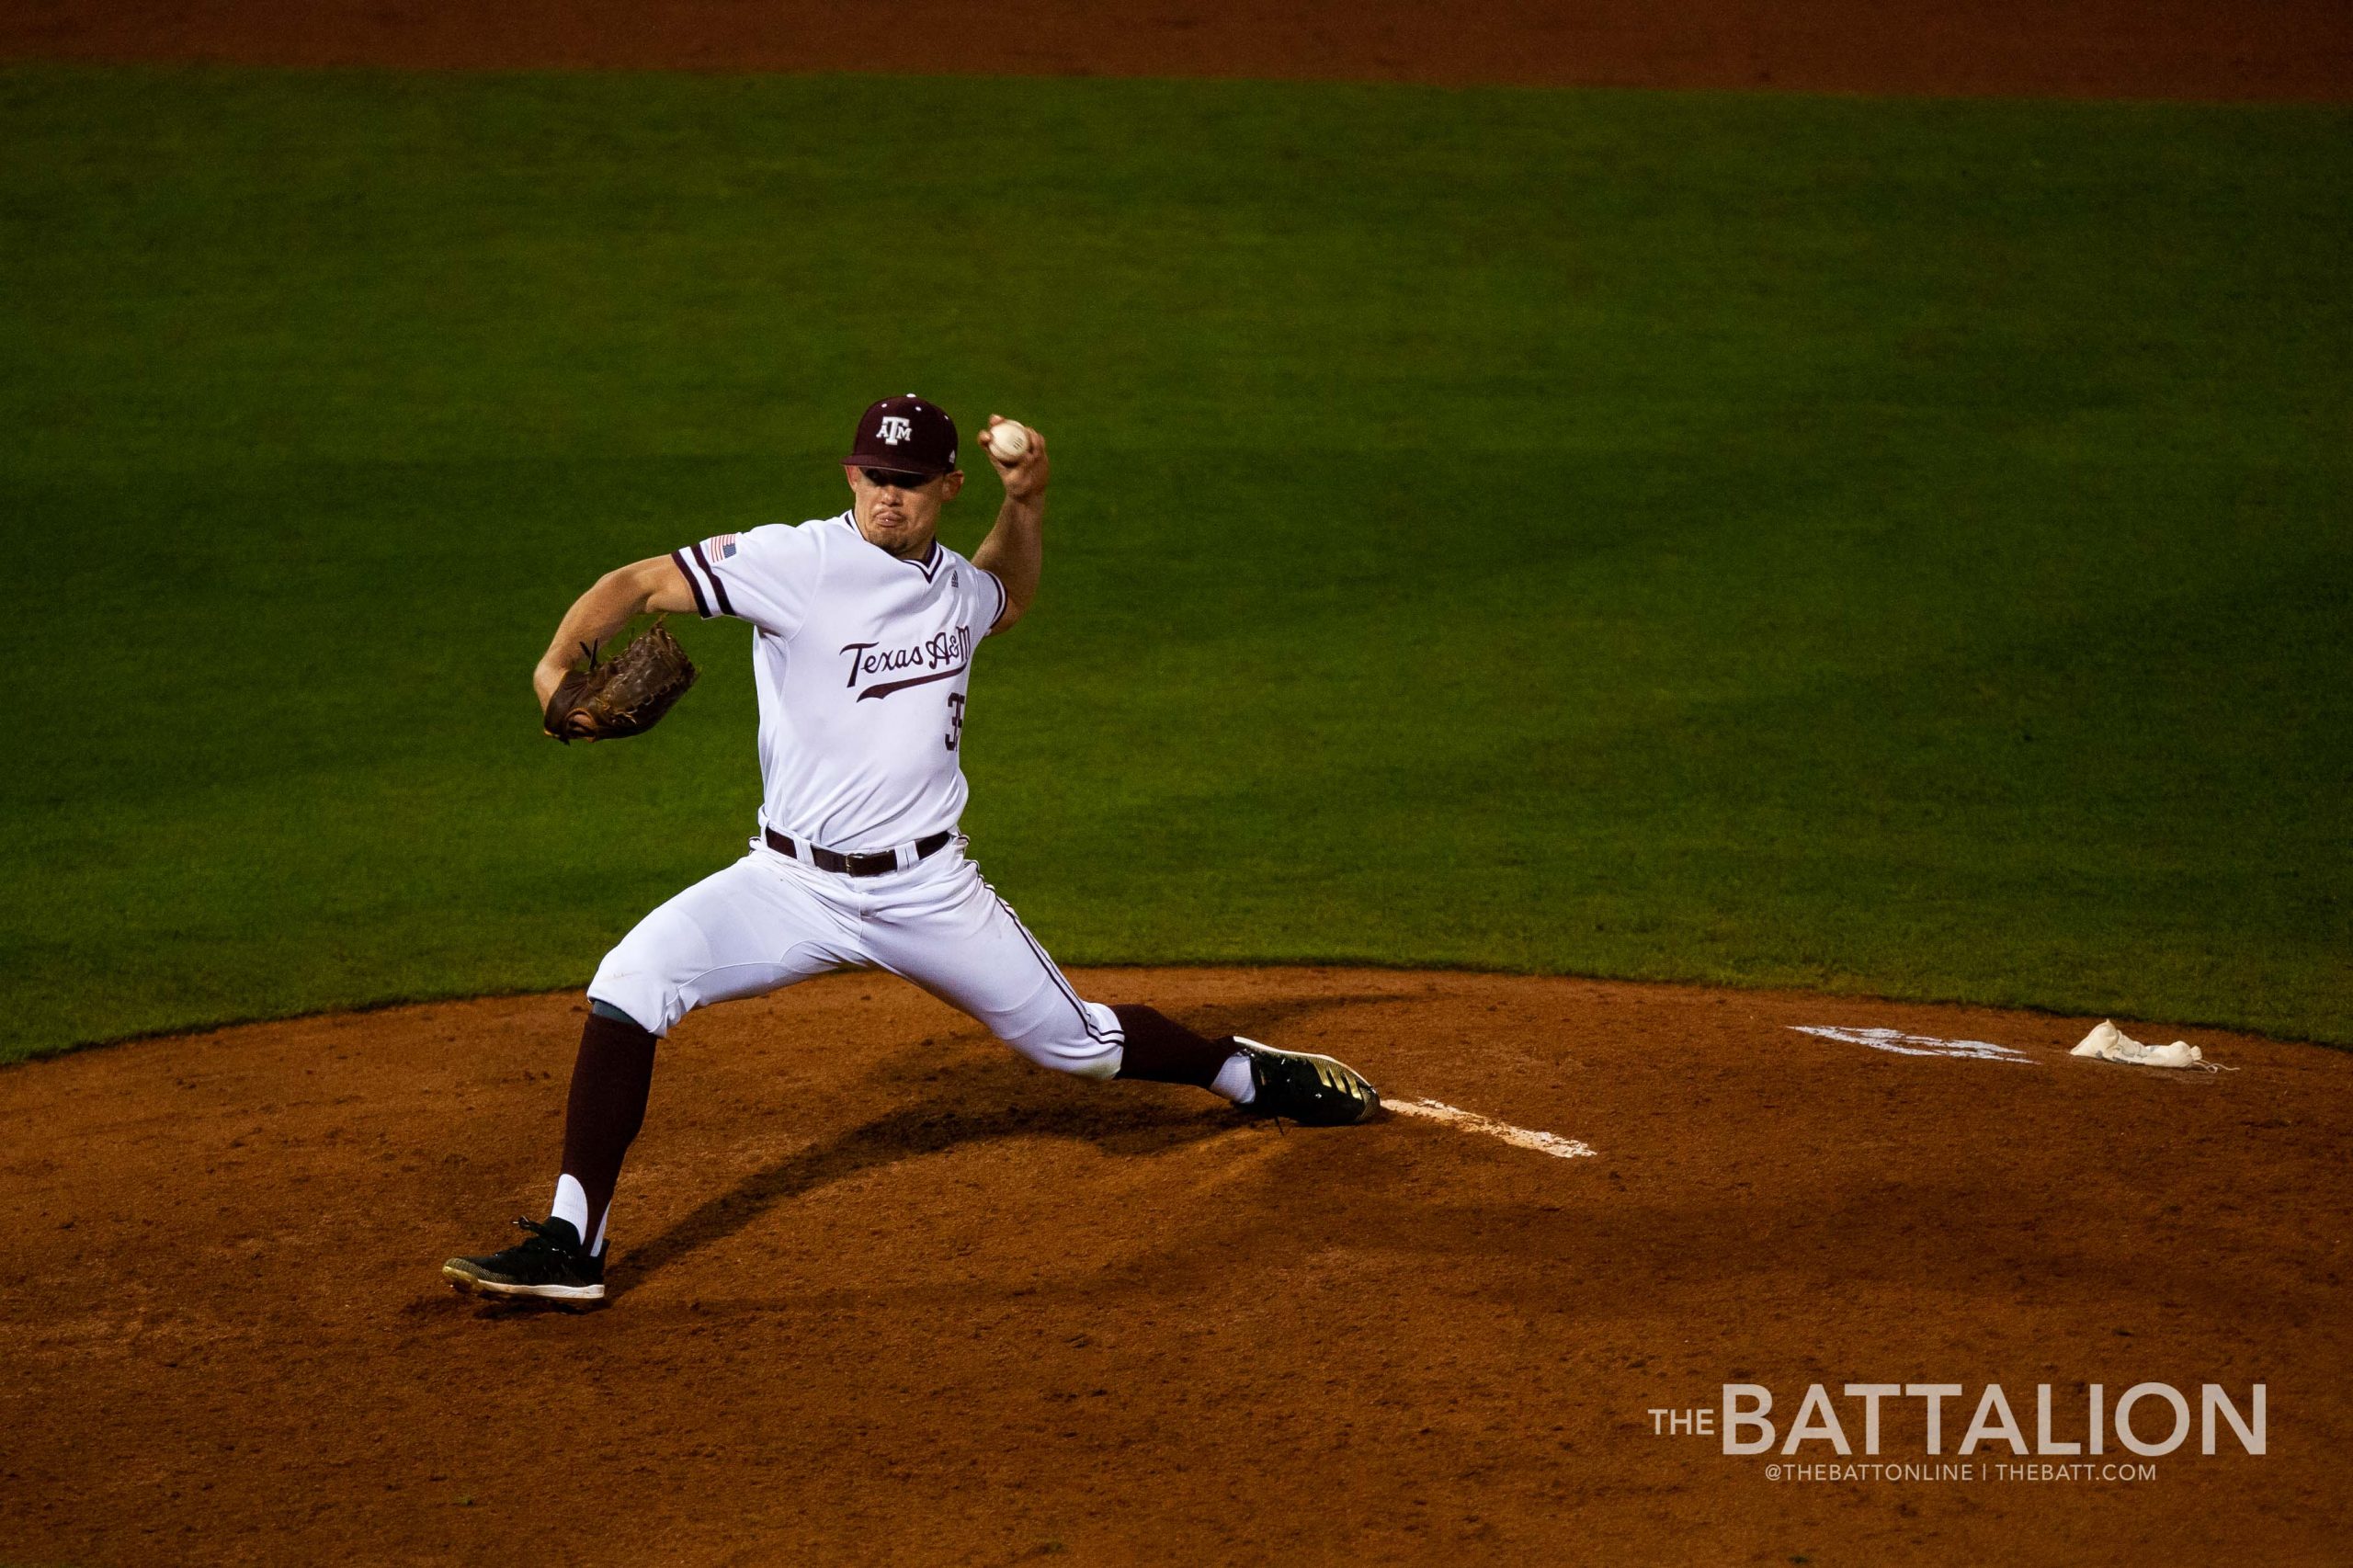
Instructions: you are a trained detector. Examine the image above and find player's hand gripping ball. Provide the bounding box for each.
[982,420,1031,461]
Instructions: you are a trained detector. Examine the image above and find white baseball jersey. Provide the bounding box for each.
[671,512,1008,854]
[593,509,1122,1073]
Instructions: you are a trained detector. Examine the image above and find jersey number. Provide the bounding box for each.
[945,693,965,753]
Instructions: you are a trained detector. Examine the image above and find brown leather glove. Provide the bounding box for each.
[543,619,699,744]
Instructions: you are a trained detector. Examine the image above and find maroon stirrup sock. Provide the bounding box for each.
[1110,1005,1236,1088]
[559,1009,658,1244]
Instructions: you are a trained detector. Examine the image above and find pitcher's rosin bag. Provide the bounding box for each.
[542,618,699,743]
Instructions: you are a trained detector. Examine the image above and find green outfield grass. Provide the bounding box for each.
[3,65,2347,1061]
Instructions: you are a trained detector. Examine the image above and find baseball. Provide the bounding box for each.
[983,420,1031,461]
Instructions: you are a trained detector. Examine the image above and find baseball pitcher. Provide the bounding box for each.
[445,395,1381,1303]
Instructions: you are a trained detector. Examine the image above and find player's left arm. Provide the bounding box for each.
[970,417,1047,634]
[532,555,698,712]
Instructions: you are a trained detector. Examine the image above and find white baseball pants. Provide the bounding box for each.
[586,837,1125,1078]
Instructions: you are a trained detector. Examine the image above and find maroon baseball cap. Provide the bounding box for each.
[846,394,959,476]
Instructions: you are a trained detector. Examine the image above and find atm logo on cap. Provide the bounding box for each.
[878,415,913,445]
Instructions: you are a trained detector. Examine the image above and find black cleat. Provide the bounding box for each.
[443,1217,606,1303]
[1235,1037,1381,1126]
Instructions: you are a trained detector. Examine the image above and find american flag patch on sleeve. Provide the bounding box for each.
[675,533,738,619]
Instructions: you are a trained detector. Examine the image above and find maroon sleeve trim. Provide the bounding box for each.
[690,540,736,619]
[671,547,713,618]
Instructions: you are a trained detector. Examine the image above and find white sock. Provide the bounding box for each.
[1211,1051,1256,1105]
[591,1205,609,1258]
[550,1174,590,1244]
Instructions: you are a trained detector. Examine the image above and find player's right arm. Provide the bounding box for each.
[532,555,698,711]
[970,418,1048,635]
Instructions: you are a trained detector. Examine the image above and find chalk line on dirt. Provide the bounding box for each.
[1386,1098,1596,1159]
[1788,1024,2034,1063]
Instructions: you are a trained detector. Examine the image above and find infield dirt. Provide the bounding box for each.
[6,0,2349,100]
[3,968,2347,1564]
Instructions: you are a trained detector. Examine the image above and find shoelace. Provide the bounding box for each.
[1238,1051,1290,1133]
[507,1216,574,1256]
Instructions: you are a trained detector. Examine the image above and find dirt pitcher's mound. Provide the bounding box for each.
[1,968,2346,1565]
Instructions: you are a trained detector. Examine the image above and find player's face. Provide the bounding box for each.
[846,464,964,558]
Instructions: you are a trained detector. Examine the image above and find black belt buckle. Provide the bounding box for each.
[766,826,951,877]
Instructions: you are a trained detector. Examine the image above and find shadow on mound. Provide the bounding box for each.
[616,1051,1241,1297]
[1168,990,1404,1049]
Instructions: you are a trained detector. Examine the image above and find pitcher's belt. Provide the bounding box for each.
[764,825,952,878]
